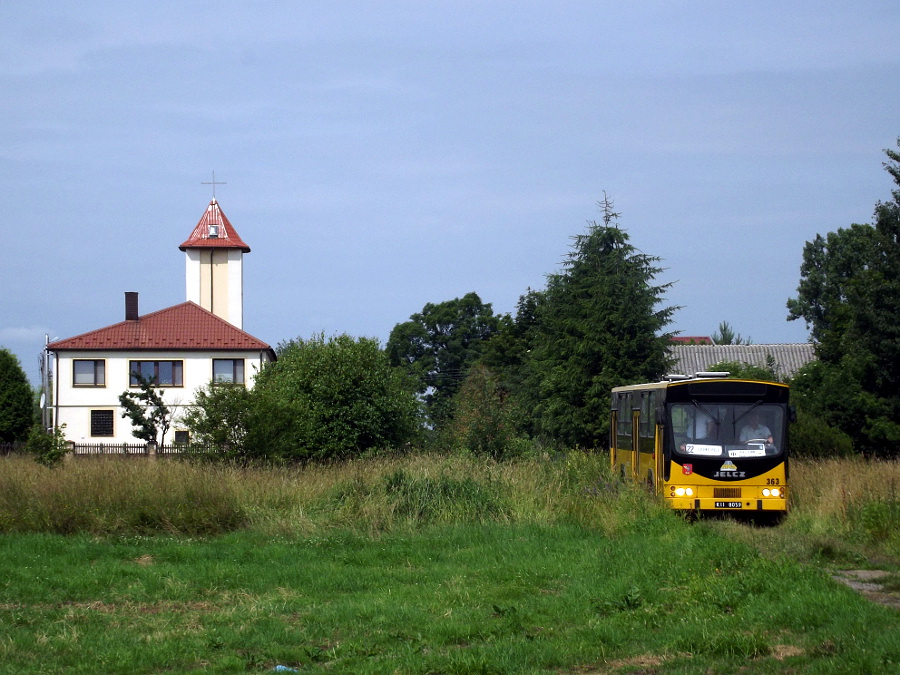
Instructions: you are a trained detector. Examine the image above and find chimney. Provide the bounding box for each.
[125,292,139,321]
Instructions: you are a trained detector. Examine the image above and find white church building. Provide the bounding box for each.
[47,198,276,445]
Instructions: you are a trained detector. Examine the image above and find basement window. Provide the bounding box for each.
[90,410,114,437]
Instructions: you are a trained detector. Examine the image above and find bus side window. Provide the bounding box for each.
[640,392,654,437]
[618,394,631,438]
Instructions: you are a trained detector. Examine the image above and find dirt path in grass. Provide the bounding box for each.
[831,570,900,609]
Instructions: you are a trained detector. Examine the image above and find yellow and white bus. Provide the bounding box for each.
[610,374,791,519]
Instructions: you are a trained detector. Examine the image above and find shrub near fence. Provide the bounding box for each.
[0,442,26,456]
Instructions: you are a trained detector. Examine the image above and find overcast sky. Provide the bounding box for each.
[3,1,899,383]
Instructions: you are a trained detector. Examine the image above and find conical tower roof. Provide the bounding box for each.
[178,198,250,252]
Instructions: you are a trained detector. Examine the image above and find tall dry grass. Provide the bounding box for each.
[5,452,897,562]
[710,457,900,564]
[789,457,900,553]
[0,456,248,534]
[0,452,633,536]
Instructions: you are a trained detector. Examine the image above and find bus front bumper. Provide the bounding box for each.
[667,497,787,512]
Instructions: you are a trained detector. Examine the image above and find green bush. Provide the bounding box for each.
[250,333,422,462]
[382,468,508,524]
[853,499,900,543]
[24,424,68,466]
[181,383,254,460]
[706,358,781,382]
[789,408,854,458]
[184,334,422,463]
[446,364,525,460]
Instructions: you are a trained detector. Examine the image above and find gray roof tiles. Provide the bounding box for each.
[669,343,815,379]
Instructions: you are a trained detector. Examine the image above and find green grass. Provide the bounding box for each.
[0,453,899,673]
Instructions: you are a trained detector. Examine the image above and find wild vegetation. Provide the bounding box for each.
[0,452,898,674]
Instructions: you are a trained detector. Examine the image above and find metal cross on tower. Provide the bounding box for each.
[202,171,227,198]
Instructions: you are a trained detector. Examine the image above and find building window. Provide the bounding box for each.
[129,361,183,387]
[73,359,105,386]
[174,430,190,445]
[90,410,114,437]
[212,359,245,384]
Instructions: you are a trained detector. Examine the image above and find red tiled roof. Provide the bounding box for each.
[48,302,273,354]
[178,198,250,252]
[670,336,714,345]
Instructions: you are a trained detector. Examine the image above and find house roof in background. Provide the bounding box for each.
[178,198,250,252]
[669,343,816,379]
[670,336,713,345]
[48,302,273,354]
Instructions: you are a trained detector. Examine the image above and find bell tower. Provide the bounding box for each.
[179,198,250,329]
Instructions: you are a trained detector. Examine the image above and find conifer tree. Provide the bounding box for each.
[0,347,34,443]
[526,195,677,448]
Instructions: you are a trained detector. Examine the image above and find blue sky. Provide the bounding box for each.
[3,1,899,384]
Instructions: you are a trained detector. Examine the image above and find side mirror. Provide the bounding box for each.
[788,405,797,424]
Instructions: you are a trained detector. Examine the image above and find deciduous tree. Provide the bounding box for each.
[786,223,877,363]
[118,373,173,445]
[387,293,500,425]
[787,138,900,453]
[251,334,421,461]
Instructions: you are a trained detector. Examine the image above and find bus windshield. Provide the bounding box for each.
[669,403,784,458]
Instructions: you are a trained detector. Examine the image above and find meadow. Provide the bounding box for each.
[1,452,899,674]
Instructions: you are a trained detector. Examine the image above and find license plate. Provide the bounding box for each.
[715,501,743,509]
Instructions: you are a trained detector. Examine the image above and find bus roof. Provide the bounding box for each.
[611,377,789,394]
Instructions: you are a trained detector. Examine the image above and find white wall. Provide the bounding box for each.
[53,349,270,444]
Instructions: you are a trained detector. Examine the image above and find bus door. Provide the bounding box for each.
[635,391,657,489]
[655,411,665,495]
[609,406,620,468]
[614,393,633,478]
[631,404,641,483]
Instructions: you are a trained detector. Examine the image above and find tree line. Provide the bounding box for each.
[4,141,900,461]
[179,194,676,462]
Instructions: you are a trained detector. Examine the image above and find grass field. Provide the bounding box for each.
[1,453,899,673]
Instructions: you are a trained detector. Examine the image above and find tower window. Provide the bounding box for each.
[208,224,219,238]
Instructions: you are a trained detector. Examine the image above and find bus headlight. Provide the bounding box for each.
[762,488,771,497]
[762,488,783,498]
[673,487,694,497]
